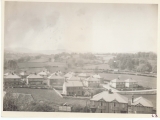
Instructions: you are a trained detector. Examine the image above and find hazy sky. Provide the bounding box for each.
[5,2,158,53]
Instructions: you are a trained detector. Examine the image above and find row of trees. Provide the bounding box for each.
[108,52,157,73]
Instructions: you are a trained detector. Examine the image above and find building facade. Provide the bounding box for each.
[125,78,138,88]
[26,73,49,86]
[48,73,64,87]
[4,73,23,87]
[84,76,100,87]
[90,91,128,113]
[62,80,84,96]
[128,96,153,114]
[109,78,125,88]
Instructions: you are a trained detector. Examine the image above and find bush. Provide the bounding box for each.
[3,93,19,111]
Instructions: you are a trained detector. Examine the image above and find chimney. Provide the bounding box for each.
[132,95,134,103]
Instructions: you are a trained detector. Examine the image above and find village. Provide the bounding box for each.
[3,63,156,114]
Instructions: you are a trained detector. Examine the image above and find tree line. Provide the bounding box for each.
[108,52,157,73]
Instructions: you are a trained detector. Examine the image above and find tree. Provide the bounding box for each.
[7,60,18,70]
[3,93,19,111]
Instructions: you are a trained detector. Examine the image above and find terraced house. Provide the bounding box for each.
[62,80,84,96]
[48,72,64,87]
[84,76,100,87]
[90,91,128,113]
[128,96,154,114]
[26,73,49,86]
[109,78,125,88]
[125,78,138,88]
[4,73,23,87]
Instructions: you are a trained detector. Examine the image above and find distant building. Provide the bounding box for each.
[67,76,81,81]
[78,73,90,79]
[125,78,138,88]
[64,72,75,79]
[19,71,29,80]
[90,91,128,113]
[38,70,50,78]
[84,76,100,87]
[109,78,125,88]
[4,73,23,87]
[128,96,154,114]
[26,73,49,86]
[48,72,64,87]
[62,80,84,96]
[92,74,101,79]
[59,103,72,112]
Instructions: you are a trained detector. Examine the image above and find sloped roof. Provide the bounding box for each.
[4,73,9,76]
[125,78,137,83]
[64,81,83,87]
[90,91,128,103]
[38,71,50,76]
[48,73,64,79]
[86,76,100,82]
[20,71,29,76]
[111,78,125,83]
[92,74,101,79]
[131,96,153,107]
[64,72,75,78]
[78,73,90,77]
[4,73,21,79]
[68,76,81,81]
[27,74,43,79]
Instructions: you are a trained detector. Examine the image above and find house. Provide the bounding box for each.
[92,74,101,79]
[109,78,125,88]
[48,72,64,87]
[78,73,90,79]
[4,73,23,87]
[90,90,128,113]
[26,73,49,86]
[125,78,138,88]
[38,70,50,78]
[64,72,75,79]
[128,96,153,114]
[67,76,81,81]
[62,80,84,96]
[19,71,29,80]
[84,76,100,87]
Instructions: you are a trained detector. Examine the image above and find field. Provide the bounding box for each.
[6,88,88,108]
[83,64,111,70]
[99,73,157,88]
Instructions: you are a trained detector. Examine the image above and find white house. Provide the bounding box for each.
[125,78,138,88]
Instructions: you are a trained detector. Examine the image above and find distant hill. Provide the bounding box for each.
[4,47,72,55]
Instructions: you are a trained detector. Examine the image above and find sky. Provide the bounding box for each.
[5,2,158,53]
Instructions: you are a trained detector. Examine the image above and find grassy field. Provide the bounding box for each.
[99,73,157,88]
[6,88,87,108]
[83,64,110,70]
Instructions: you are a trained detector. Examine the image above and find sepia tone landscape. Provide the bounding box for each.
[3,2,157,114]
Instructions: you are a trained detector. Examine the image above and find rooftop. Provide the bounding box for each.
[110,78,125,83]
[90,91,128,103]
[131,96,153,107]
[48,73,64,79]
[64,80,83,87]
[27,74,44,79]
[4,73,21,79]
[86,76,100,82]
